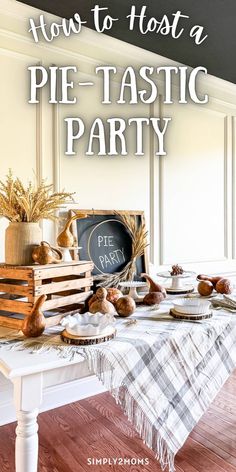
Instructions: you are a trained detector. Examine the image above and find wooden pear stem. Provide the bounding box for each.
[141,273,167,298]
[57,213,88,247]
[63,217,74,232]
[65,213,88,231]
[33,294,47,312]
[141,273,159,292]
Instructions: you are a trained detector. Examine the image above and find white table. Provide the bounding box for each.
[0,331,88,472]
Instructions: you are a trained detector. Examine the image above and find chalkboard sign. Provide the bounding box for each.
[70,210,148,279]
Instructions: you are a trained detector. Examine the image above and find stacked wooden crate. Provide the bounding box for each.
[0,261,93,330]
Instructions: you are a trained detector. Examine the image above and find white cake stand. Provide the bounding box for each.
[58,247,82,262]
[119,281,147,302]
[157,271,195,295]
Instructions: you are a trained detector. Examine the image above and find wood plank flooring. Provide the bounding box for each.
[0,370,235,472]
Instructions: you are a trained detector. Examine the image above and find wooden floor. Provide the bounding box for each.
[0,370,235,472]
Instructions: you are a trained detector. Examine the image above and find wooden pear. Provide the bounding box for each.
[141,273,167,298]
[57,212,87,248]
[32,241,62,264]
[22,294,47,338]
[89,288,116,315]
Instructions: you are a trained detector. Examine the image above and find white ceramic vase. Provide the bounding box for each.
[5,222,42,265]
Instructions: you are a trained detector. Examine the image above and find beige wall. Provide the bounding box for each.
[0,0,236,276]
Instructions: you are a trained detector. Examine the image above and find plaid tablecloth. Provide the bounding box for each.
[79,308,236,471]
[0,305,236,471]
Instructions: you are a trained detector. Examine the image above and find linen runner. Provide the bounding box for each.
[0,308,236,471]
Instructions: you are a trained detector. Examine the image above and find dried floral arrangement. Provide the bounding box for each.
[0,170,74,222]
[96,212,148,288]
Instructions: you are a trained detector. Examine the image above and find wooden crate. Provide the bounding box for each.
[0,261,94,330]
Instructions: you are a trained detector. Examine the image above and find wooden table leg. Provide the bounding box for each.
[13,373,43,472]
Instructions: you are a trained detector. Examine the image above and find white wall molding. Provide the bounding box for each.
[52,104,60,192]
[36,62,43,184]
[155,100,235,269]
[232,116,236,259]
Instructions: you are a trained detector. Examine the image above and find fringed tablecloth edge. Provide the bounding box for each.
[83,348,176,472]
